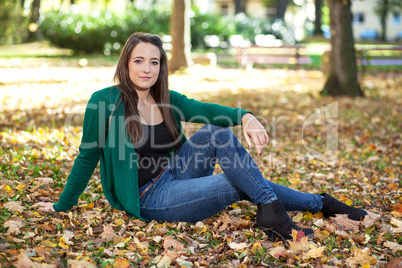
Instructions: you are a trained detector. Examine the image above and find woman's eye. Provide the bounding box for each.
[134,59,142,63]
[152,61,159,65]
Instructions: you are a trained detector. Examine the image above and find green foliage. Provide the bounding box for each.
[191,11,295,49]
[0,0,29,44]
[39,7,170,54]
[39,6,296,54]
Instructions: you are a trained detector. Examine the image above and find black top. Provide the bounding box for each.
[135,122,173,188]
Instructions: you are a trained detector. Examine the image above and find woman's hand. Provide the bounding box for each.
[33,202,56,212]
[242,113,269,155]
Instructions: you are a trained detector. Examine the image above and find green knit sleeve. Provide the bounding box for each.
[170,90,251,126]
[53,90,110,212]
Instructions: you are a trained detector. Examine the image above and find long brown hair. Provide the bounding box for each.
[113,32,181,149]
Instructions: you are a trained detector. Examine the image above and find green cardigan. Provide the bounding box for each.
[53,86,250,218]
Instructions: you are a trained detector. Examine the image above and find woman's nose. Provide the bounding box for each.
[143,64,151,73]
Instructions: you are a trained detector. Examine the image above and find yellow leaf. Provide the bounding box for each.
[199,225,207,234]
[30,257,44,262]
[3,185,15,197]
[292,212,303,223]
[115,219,125,226]
[15,184,26,191]
[114,257,130,268]
[41,240,57,248]
[59,237,68,249]
[33,211,41,217]
[362,264,370,268]
[303,212,313,221]
[345,199,353,206]
[289,178,301,185]
[250,242,262,254]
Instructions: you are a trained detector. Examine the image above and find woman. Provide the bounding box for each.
[34,33,367,241]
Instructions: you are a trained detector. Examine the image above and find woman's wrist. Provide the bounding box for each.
[241,113,254,125]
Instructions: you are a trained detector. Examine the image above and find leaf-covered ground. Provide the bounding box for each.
[0,48,401,267]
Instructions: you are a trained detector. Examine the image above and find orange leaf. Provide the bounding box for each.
[114,257,130,268]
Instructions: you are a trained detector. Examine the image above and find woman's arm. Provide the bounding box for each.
[170,90,249,126]
[171,91,269,154]
[34,90,110,213]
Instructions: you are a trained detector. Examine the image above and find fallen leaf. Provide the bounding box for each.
[385,257,402,268]
[4,220,25,234]
[37,222,55,232]
[16,253,57,268]
[35,177,53,185]
[351,233,369,244]
[333,214,360,232]
[345,248,377,267]
[67,259,97,268]
[269,246,286,259]
[313,218,325,228]
[40,240,57,248]
[288,229,309,253]
[361,212,381,228]
[383,241,402,252]
[228,242,249,250]
[292,212,303,223]
[113,257,130,268]
[335,230,349,239]
[16,253,35,268]
[63,230,75,245]
[302,246,325,260]
[4,201,25,213]
[58,237,68,249]
[100,225,116,242]
[390,217,402,227]
[156,255,171,268]
[163,235,184,251]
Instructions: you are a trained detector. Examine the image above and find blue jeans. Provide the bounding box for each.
[139,125,323,222]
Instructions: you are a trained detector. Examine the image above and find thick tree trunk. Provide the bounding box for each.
[314,0,323,35]
[28,0,40,41]
[380,0,388,41]
[275,0,288,21]
[169,0,193,72]
[322,0,363,97]
[234,0,247,14]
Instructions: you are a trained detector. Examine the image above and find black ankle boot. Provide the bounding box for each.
[257,199,314,241]
[320,193,368,221]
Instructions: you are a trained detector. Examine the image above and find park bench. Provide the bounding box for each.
[356,46,402,66]
[234,45,312,70]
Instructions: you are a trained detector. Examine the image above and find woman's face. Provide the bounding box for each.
[128,42,161,92]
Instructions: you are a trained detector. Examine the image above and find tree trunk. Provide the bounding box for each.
[169,0,193,72]
[321,0,363,97]
[380,0,388,41]
[314,0,323,35]
[275,0,288,21]
[234,0,247,14]
[28,0,40,41]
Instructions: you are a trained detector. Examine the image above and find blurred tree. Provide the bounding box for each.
[275,0,289,21]
[322,0,363,96]
[28,0,41,41]
[313,0,323,35]
[169,0,193,71]
[233,0,247,14]
[374,0,402,41]
[0,0,28,44]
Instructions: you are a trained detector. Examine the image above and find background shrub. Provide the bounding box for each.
[39,7,294,54]
[0,0,29,45]
[39,7,170,54]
